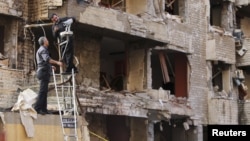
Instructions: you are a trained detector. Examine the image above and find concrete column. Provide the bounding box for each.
[196,125,203,141]
[146,48,152,89]
[221,1,235,32]
[153,0,165,18]
[147,120,154,141]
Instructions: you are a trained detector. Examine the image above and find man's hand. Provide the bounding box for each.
[52,66,56,71]
[57,61,63,67]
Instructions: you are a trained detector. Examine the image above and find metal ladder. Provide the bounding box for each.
[52,69,79,141]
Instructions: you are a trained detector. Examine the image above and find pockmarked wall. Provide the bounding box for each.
[0,68,24,108]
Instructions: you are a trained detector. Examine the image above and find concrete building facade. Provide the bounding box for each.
[0,0,250,141]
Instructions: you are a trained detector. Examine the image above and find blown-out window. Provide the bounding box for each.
[210,0,223,26]
[212,61,231,94]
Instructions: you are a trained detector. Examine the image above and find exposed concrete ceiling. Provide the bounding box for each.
[238,5,250,17]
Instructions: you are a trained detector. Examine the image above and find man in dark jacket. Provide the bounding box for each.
[50,13,78,74]
[35,36,62,115]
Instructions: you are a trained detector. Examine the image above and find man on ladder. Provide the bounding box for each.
[50,13,81,141]
[50,13,78,74]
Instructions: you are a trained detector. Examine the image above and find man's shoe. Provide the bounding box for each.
[37,110,47,115]
[46,110,54,114]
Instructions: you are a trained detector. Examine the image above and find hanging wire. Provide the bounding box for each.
[40,25,46,37]
[23,21,53,72]
[28,28,37,70]
[38,19,47,37]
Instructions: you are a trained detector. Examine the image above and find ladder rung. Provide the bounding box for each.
[65,134,77,137]
[55,86,73,88]
[52,69,78,140]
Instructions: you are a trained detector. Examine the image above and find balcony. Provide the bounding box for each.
[78,6,193,53]
[28,0,193,53]
[206,30,235,64]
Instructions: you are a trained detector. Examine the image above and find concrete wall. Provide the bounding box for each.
[0,0,23,17]
[78,5,193,52]
[0,1,38,109]
[127,45,145,92]
[126,0,147,15]
[2,112,82,141]
[239,101,250,124]
[185,0,209,130]
[235,0,250,6]
[74,35,101,88]
[207,33,235,64]
[0,68,23,108]
[186,0,238,131]
[208,98,238,124]
[29,0,64,22]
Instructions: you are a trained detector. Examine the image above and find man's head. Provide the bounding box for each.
[38,36,49,47]
[49,13,59,23]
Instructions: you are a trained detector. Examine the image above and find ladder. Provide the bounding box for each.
[52,69,79,141]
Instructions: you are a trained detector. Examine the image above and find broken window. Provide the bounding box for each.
[165,0,184,16]
[164,0,179,15]
[235,4,250,30]
[210,0,223,26]
[100,37,126,91]
[151,50,188,97]
[212,61,231,96]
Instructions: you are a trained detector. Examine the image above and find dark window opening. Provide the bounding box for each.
[212,61,230,92]
[106,115,130,141]
[151,50,188,97]
[154,119,190,141]
[210,0,223,26]
[235,5,250,37]
[165,0,179,15]
[100,37,125,91]
[164,0,185,22]
[236,5,250,20]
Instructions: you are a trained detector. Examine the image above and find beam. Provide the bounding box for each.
[24,23,53,28]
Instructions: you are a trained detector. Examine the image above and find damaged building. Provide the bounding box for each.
[1,0,250,141]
